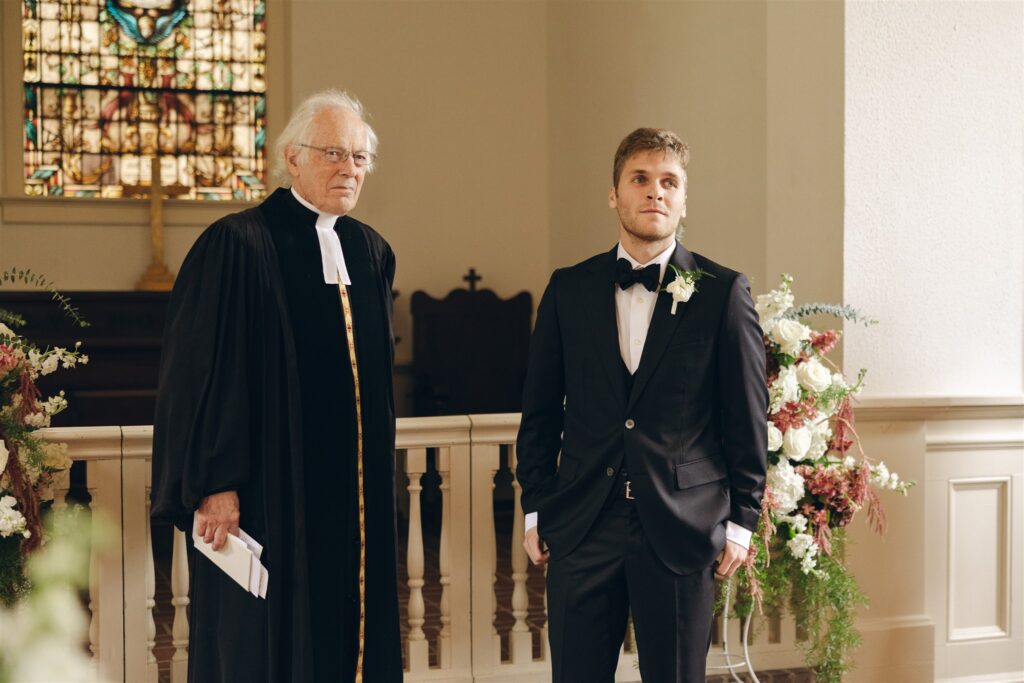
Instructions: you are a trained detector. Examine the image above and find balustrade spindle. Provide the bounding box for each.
[541,560,549,661]
[52,468,70,510]
[170,528,190,683]
[491,457,500,663]
[509,446,532,663]
[437,447,453,668]
[88,494,100,671]
[145,490,158,680]
[405,448,430,672]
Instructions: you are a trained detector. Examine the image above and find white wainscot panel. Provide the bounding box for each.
[947,478,1010,642]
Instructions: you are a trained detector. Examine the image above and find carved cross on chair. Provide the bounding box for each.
[462,268,482,291]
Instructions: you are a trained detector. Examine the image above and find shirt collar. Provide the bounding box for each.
[290,187,340,229]
[616,240,677,284]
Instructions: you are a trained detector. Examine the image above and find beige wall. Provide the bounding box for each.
[285,0,549,364]
[0,0,813,366]
[547,0,768,287]
[766,0,844,327]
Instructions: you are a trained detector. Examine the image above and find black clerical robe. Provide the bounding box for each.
[151,188,403,683]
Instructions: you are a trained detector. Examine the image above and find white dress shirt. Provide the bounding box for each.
[291,187,352,285]
[525,241,753,551]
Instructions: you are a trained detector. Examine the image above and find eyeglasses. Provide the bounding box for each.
[298,144,377,168]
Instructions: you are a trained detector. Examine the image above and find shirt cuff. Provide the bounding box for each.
[525,511,538,532]
[725,521,752,550]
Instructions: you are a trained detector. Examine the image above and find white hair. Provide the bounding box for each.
[271,88,378,185]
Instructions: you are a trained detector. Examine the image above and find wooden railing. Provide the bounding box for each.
[39,415,802,683]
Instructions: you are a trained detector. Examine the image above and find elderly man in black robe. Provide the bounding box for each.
[151,89,403,682]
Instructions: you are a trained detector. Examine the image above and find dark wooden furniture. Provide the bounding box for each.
[410,287,532,416]
[0,291,169,427]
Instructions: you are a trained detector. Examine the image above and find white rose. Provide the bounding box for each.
[770,365,801,412]
[0,323,14,338]
[769,319,811,356]
[783,426,812,461]
[807,420,832,460]
[0,439,8,474]
[796,358,831,393]
[767,423,783,452]
[666,277,696,303]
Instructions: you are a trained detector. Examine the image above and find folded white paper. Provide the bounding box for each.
[192,514,269,599]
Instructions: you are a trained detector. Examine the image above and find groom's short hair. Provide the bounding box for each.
[612,128,690,188]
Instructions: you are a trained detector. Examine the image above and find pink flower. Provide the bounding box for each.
[810,330,839,355]
[0,345,20,376]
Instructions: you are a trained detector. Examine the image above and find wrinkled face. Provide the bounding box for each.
[608,150,687,243]
[286,107,371,215]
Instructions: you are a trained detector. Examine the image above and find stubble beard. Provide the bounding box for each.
[619,210,676,244]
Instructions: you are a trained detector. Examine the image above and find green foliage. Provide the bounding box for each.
[786,302,876,327]
[730,532,867,683]
[0,310,25,329]
[0,538,29,607]
[814,383,848,413]
[789,534,867,682]
[0,268,88,329]
[667,264,714,281]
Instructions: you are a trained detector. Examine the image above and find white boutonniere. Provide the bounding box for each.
[662,265,713,315]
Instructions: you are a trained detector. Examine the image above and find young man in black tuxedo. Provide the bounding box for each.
[516,128,768,683]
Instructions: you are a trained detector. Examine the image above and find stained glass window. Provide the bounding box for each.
[22,0,267,200]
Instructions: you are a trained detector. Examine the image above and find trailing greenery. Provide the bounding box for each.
[719,531,868,683]
[785,302,876,327]
[790,533,867,682]
[0,268,88,329]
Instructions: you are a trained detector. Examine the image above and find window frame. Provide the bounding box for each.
[0,0,290,227]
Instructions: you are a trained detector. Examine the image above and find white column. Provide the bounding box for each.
[170,528,190,683]
[405,448,430,672]
[509,445,532,664]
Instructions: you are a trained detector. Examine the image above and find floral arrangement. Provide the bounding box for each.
[0,269,87,605]
[0,509,109,682]
[728,274,913,683]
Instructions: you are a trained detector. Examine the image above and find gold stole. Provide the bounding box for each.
[336,279,367,682]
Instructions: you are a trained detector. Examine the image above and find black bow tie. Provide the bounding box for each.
[613,258,661,293]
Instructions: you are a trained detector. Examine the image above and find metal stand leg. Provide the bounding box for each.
[706,579,760,683]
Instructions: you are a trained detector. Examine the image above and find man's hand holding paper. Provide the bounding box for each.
[195,490,240,551]
[192,511,268,599]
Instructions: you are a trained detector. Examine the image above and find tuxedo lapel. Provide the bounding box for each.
[626,243,698,412]
[585,247,628,410]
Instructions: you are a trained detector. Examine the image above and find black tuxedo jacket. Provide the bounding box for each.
[516,243,768,575]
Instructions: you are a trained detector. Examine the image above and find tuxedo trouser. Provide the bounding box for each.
[546,476,716,683]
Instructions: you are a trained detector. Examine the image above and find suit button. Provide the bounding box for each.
[625,419,635,429]
[606,467,615,477]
